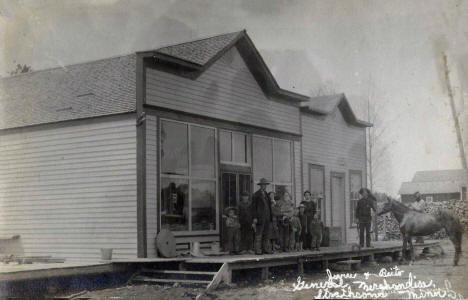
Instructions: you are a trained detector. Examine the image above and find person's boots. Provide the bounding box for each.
[254,235,262,255]
[299,242,303,251]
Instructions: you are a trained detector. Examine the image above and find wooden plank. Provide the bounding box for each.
[0,263,118,282]
[133,277,211,284]
[142,269,216,275]
[206,262,229,291]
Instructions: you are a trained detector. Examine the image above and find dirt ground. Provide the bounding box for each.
[76,238,468,300]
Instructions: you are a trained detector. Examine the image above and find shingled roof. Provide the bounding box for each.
[300,93,372,128]
[399,169,467,195]
[156,31,242,66]
[412,169,467,183]
[0,55,136,130]
[0,30,310,130]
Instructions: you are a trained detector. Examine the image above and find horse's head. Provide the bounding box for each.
[377,197,393,216]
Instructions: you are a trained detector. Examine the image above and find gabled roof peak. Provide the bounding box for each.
[301,93,372,127]
[140,30,309,103]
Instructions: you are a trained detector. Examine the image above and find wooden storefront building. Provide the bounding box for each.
[0,30,371,260]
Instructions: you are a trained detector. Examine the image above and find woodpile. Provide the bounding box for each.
[377,199,467,241]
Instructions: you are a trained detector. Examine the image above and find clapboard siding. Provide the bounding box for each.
[146,114,158,257]
[0,115,138,260]
[146,47,301,134]
[294,140,302,205]
[301,110,366,243]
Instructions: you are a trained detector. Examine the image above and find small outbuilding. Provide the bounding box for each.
[399,169,467,203]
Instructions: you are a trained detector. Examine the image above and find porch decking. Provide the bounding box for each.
[0,240,441,283]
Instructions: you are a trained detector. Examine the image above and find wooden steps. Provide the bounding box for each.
[132,261,229,291]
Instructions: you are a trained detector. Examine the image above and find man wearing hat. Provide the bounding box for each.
[252,178,274,255]
[355,188,376,248]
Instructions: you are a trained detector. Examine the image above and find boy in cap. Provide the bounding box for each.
[223,207,241,254]
[238,191,254,253]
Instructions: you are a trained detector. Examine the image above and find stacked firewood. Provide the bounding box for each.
[377,199,467,241]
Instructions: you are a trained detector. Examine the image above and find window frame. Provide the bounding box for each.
[252,135,294,200]
[159,118,219,236]
[349,170,363,228]
[219,129,250,167]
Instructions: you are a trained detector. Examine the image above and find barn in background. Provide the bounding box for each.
[0,30,371,260]
[399,169,467,203]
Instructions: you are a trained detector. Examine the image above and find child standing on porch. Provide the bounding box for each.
[238,192,254,253]
[290,207,302,251]
[309,211,323,251]
[223,207,241,255]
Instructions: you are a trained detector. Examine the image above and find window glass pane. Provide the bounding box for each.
[350,172,362,226]
[191,126,216,178]
[161,121,188,175]
[233,132,247,163]
[192,180,216,231]
[220,130,232,162]
[274,140,292,183]
[350,172,362,200]
[161,178,189,231]
[253,136,273,181]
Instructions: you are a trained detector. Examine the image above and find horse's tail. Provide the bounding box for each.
[438,209,463,266]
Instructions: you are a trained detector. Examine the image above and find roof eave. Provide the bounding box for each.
[275,89,310,103]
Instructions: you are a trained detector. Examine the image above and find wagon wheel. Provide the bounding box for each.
[156,229,176,258]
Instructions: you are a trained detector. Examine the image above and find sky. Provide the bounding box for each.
[0,0,467,195]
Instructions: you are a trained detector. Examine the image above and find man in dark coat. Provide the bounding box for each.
[252,178,273,255]
[355,188,377,248]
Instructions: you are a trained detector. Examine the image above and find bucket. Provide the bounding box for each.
[100,248,113,260]
[191,241,204,257]
[211,242,220,252]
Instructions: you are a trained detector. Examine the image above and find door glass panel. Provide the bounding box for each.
[161,121,188,175]
[220,130,232,162]
[191,180,216,231]
[238,174,251,196]
[161,178,189,231]
[253,136,273,181]
[233,132,247,164]
[191,126,215,178]
[222,173,237,208]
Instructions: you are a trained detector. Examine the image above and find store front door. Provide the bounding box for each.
[221,172,251,248]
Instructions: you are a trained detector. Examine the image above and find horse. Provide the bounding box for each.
[378,198,463,266]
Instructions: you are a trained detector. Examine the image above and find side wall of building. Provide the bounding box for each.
[301,110,367,243]
[0,114,138,260]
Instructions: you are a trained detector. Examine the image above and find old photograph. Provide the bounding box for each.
[0,0,467,299]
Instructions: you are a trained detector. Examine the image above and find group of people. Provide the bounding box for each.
[222,178,323,255]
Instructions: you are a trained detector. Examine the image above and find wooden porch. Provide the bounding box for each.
[0,240,442,295]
